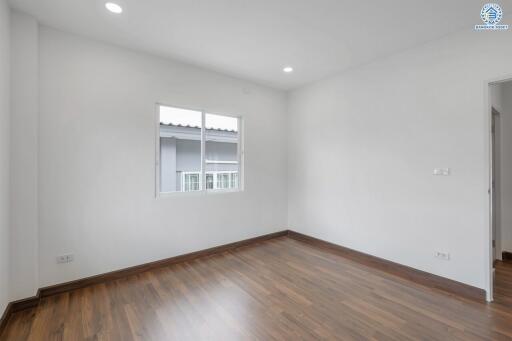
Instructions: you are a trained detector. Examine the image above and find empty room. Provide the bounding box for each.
[1,0,512,340]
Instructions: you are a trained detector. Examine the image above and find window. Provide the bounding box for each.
[231,173,238,188]
[157,105,242,194]
[197,171,239,191]
[206,173,214,190]
[182,172,200,192]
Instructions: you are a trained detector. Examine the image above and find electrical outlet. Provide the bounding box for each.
[435,251,450,261]
[433,168,451,176]
[56,254,74,264]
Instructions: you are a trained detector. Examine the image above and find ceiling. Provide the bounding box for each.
[8,0,508,90]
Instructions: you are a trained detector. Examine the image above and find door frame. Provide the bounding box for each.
[485,75,512,302]
[491,107,500,264]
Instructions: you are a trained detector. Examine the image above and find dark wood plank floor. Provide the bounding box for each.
[495,260,512,307]
[2,237,512,340]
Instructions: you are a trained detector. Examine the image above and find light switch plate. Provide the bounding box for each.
[435,251,450,261]
[56,254,74,264]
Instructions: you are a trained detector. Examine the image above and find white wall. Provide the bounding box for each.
[490,84,504,113]
[0,0,10,314]
[10,11,39,300]
[10,9,512,301]
[498,82,512,254]
[37,27,287,287]
[288,28,512,291]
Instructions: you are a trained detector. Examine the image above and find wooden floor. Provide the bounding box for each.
[495,260,512,307]
[2,237,512,340]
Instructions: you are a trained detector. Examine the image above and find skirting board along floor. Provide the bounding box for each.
[2,235,511,340]
[287,231,485,302]
[0,229,488,337]
[0,230,289,334]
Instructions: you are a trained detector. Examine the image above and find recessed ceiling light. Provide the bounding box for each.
[283,66,294,73]
[105,2,123,14]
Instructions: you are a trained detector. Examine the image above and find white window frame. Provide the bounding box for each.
[155,103,244,197]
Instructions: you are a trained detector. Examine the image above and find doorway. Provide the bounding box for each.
[489,80,512,305]
[491,107,500,264]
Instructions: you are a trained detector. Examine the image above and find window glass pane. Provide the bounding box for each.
[206,173,214,189]
[217,173,230,189]
[231,173,238,188]
[205,113,239,191]
[190,174,200,191]
[159,106,202,192]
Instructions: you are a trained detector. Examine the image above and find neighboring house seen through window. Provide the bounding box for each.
[157,105,242,194]
[182,171,238,191]
[182,172,200,192]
